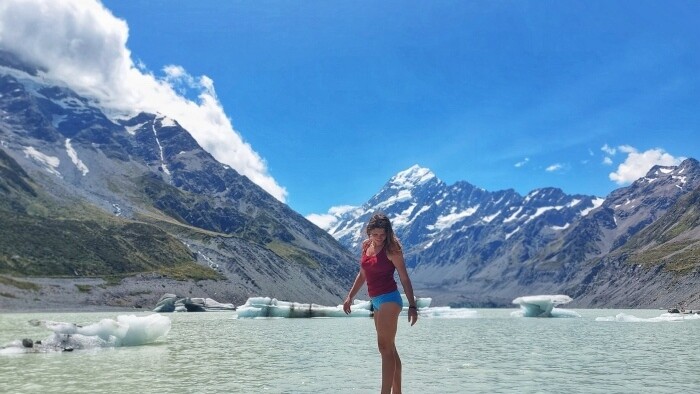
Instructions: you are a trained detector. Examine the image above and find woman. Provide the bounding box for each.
[343,212,418,394]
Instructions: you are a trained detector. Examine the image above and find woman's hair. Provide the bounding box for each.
[365,212,402,253]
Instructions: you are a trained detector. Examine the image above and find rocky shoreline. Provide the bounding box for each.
[0,274,245,312]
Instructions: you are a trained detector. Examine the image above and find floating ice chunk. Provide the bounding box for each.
[511,294,580,318]
[30,318,129,341]
[235,295,433,319]
[116,314,172,346]
[236,297,360,318]
[596,312,700,323]
[1,314,170,354]
[418,307,479,319]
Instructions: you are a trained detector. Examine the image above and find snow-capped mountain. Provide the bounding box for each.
[0,49,357,309]
[322,160,700,308]
[325,164,601,260]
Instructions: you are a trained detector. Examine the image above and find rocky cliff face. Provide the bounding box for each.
[0,51,356,310]
[322,161,700,308]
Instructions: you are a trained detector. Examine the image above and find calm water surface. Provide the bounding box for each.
[1,309,699,393]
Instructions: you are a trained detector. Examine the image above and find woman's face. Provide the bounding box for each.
[369,228,386,245]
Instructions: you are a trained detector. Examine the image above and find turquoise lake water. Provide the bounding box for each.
[1,308,699,393]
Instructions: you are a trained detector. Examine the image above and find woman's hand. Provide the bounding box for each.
[343,298,353,314]
[407,307,418,326]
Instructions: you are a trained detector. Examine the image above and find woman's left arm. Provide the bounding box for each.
[389,250,418,326]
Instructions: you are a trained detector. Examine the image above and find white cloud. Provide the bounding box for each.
[601,144,616,156]
[602,156,613,165]
[545,163,563,172]
[306,205,359,230]
[305,213,338,230]
[609,146,684,185]
[0,0,287,202]
[328,205,359,216]
[514,157,529,168]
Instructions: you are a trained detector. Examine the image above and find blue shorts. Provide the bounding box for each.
[371,289,403,312]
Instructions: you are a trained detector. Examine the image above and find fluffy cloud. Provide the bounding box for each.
[609,146,684,185]
[305,213,339,230]
[306,205,358,230]
[0,0,287,202]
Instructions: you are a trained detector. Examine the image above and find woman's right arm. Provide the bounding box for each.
[343,270,366,314]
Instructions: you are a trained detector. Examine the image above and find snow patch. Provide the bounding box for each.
[482,211,500,223]
[504,207,523,223]
[65,139,89,176]
[427,206,479,231]
[376,189,412,210]
[152,119,170,175]
[524,205,564,224]
[125,122,146,135]
[580,198,604,216]
[566,199,581,207]
[159,116,177,128]
[505,226,520,240]
[392,203,417,229]
[23,146,61,177]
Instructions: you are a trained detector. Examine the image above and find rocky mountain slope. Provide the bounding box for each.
[322,162,700,308]
[0,50,357,310]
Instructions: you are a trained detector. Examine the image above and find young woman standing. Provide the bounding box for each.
[343,212,418,394]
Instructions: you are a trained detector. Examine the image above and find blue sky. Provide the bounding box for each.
[8,1,699,218]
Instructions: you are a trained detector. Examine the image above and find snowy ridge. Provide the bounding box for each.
[320,165,601,259]
[305,161,700,309]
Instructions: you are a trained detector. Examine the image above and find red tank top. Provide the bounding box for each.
[361,247,398,297]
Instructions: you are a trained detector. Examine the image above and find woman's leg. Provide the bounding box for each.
[374,301,402,394]
[392,345,402,393]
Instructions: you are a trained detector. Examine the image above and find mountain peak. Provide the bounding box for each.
[646,158,698,178]
[389,165,436,189]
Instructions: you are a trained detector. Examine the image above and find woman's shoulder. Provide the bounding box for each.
[361,239,371,252]
[385,245,404,259]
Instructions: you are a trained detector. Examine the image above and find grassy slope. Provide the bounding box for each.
[617,186,700,274]
[0,148,222,281]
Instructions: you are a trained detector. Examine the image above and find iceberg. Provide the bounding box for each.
[511,294,580,318]
[0,314,171,354]
[236,294,433,319]
[153,293,236,312]
[596,312,700,323]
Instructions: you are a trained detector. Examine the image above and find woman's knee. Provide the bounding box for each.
[376,338,395,355]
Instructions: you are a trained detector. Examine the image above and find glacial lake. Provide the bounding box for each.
[1,308,699,393]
